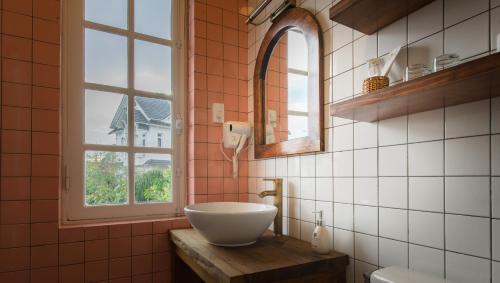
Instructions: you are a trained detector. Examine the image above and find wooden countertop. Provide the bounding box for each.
[170,229,349,283]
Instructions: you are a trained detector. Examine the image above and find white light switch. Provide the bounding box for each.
[212,103,224,123]
[268,109,277,128]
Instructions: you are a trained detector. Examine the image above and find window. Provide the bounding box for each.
[287,29,309,140]
[157,133,163,147]
[62,0,186,222]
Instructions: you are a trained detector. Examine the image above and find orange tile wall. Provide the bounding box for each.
[187,0,250,204]
[265,35,288,142]
[0,0,248,282]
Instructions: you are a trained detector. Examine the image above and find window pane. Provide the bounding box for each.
[287,30,308,71]
[85,0,127,29]
[85,90,128,145]
[135,40,172,95]
[135,154,172,203]
[134,97,171,148]
[85,151,128,206]
[288,73,308,112]
[85,29,128,87]
[288,115,308,140]
[135,0,172,39]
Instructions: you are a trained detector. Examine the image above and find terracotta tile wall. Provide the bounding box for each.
[0,0,231,282]
[265,35,288,142]
[187,0,250,204]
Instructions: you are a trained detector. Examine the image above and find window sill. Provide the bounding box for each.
[59,213,189,229]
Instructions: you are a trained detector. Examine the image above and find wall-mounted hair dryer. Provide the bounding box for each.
[222,121,252,178]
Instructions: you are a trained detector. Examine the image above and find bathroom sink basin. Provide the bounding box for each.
[184,202,277,247]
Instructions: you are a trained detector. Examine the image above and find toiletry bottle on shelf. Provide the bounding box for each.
[311,211,330,254]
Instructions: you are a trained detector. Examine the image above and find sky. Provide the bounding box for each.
[83,0,173,145]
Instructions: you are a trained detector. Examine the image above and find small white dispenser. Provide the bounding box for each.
[311,211,330,254]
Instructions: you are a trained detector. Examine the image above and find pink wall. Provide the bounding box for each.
[187,0,250,204]
[0,0,248,282]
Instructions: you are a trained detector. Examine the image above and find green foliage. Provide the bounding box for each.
[85,151,128,205]
[135,167,172,203]
[85,151,172,205]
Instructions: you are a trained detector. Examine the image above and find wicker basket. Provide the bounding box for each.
[363,76,389,94]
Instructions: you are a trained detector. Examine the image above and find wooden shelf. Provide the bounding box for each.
[329,0,435,35]
[330,53,500,122]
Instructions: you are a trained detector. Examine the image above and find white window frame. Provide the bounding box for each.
[61,0,186,224]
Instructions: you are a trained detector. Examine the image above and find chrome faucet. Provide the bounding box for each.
[258,178,283,236]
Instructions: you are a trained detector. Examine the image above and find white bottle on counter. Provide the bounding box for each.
[311,211,330,254]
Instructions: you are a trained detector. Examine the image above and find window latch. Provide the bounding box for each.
[63,165,70,192]
[175,168,182,177]
[175,115,183,136]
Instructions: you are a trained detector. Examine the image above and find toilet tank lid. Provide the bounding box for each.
[370,266,454,283]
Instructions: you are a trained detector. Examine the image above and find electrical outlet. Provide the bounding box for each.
[212,103,224,123]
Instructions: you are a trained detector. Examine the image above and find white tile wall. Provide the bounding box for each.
[444,0,489,28]
[409,141,444,176]
[334,178,353,203]
[492,219,500,261]
[334,203,353,230]
[493,261,500,283]
[332,43,353,76]
[353,178,377,205]
[409,211,444,249]
[409,244,445,278]
[300,177,316,199]
[493,98,500,134]
[445,100,490,139]
[445,177,490,216]
[445,136,490,176]
[316,177,333,202]
[408,0,443,43]
[494,178,500,218]
[446,252,491,283]
[379,208,408,241]
[444,12,489,59]
[354,205,378,235]
[445,214,490,258]
[379,177,407,209]
[316,153,333,177]
[354,260,377,283]
[379,116,407,146]
[333,24,353,51]
[353,148,377,177]
[354,122,377,149]
[378,18,407,56]
[353,34,377,67]
[247,1,500,282]
[409,177,444,212]
[493,7,500,52]
[332,70,353,102]
[354,233,378,265]
[493,135,500,175]
[408,109,444,143]
[379,145,407,176]
[334,228,354,257]
[379,238,408,268]
[334,123,354,151]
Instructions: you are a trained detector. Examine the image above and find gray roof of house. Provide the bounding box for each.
[110,96,171,131]
[143,159,171,167]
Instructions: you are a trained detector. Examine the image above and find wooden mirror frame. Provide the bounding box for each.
[254,7,324,159]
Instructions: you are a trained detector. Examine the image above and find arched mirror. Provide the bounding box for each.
[254,7,323,159]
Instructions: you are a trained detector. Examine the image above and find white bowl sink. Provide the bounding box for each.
[184,202,277,247]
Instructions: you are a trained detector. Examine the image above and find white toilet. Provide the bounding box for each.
[369,266,454,283]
